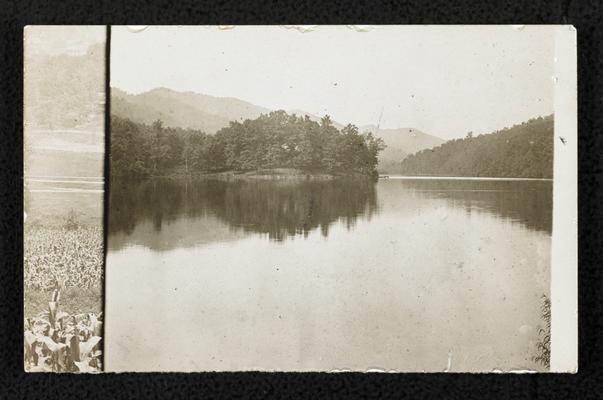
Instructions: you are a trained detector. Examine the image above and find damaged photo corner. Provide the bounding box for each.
[23,25,577,373]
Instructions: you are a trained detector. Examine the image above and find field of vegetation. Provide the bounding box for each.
[111,111,385,179]
[24,212,103,372]
[24,225,103,292]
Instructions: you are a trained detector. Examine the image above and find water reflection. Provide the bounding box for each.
[106,177,553,371]
[109,177,552,251]
[109,178,378,248]
[391,179,552,234]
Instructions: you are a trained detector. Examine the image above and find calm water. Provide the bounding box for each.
[106,177,552,372]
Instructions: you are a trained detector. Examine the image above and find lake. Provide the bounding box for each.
[106,177,552,372]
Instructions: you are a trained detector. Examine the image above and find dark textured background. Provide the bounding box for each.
[1,1,601,398]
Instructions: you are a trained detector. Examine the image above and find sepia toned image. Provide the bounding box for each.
[21,24,576,374]
[23,26,105,372]
[105,25,576,372]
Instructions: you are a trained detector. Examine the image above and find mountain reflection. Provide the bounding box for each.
[108,178,379,245]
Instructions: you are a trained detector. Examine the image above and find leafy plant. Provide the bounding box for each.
[24,289,102,373]
[534,294,551,369]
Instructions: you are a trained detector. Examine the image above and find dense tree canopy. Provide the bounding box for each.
[111,111,385,178]
[399,115,554,178]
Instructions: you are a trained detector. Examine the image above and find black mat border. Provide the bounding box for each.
[1,1,601,398]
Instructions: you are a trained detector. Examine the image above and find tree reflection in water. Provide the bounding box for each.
[109,177,552,252]
[109,178,379,242]
[395,179,552,234]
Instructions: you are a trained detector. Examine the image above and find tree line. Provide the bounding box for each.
[399,115,554,178]
[111,111,385,178]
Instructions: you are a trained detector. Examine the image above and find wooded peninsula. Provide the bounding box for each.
[111,111,385,179]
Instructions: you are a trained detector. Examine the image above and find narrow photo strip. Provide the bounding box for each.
[23,26,105,373]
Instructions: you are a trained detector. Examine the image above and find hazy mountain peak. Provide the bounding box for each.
[149,86,175,93]
[360,126,445,173]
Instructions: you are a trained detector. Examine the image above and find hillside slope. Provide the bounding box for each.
[111,87,270,134]
[25,43,105,130]
[399,115,554,178]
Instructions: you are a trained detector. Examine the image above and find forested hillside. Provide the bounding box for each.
[111,111,385,178]
[399,115,554,178]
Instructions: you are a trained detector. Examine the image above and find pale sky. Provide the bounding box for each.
[111,25,556,139]
[25,25,106,56]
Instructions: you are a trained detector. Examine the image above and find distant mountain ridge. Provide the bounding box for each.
[112,87,271,135]
[111,87,444,173]
[359,125,445,173]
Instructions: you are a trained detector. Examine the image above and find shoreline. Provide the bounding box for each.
[113,168,376,181]
[110,170,552,182]
[382,175,553,181]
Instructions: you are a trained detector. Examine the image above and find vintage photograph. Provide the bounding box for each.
[21,25,576,374]
[105,25,575,372]
[23,26,105,372]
